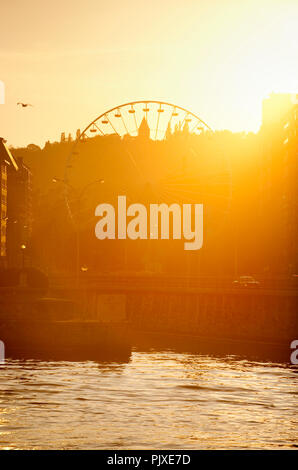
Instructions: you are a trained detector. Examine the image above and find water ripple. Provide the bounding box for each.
[0,351,297,449]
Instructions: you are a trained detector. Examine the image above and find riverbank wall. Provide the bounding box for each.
[1,284,297,348]
[48,285,297,347]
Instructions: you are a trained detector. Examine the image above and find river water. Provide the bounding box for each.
[0,349,297,450]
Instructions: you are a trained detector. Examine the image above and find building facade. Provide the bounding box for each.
[282,100,298,274]
[260,93,298,275]
[0,137,18,267]
[7,157,33,268]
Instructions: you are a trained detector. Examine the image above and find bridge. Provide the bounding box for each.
[0,273,297,359]
[50,272,298,294]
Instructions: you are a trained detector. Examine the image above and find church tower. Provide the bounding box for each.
[138,117,150,139]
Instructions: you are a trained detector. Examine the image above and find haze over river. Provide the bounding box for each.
[0,349,297,450]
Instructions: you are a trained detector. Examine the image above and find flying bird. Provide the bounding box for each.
[17,102,33,108]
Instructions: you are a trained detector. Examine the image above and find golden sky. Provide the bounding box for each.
[1,0,297,147]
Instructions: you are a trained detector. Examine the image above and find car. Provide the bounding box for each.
[291,274,298,288]
[232,275,260,288]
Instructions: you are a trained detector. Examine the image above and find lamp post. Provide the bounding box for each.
[20,243,26,269]
[19,244,27,287]
[52,178,104,287]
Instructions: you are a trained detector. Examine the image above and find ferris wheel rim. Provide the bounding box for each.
[78,100,212,139]
[63,100,217,225]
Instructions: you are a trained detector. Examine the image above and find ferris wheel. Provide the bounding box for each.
[75,100,212,141]
[64,100,231,237]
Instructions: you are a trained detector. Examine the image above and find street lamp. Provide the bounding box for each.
[52,177,104,286]
[21,244,26,270]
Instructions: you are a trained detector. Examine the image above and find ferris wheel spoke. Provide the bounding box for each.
[163,178,230,187]
[162,106,176,139]
[161,185,231,201]
[104,114,121,137]
[190,120,202,134]
[133,104,139,130]
[151,127,166,138]
[180,111,189,131]
[143,102,150,122]
[127,104,138,135]
[117,108,130,136]
[93,122,105,136]
[123,148,147,182]
[155,103,163,140]
[169,106,176,124]
[159,179,229,196]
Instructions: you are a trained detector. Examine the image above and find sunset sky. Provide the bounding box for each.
[1,0,297,147]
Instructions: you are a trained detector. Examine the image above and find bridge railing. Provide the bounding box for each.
[49,273,298,291]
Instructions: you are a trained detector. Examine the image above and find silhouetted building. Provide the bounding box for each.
[7,157,33,268]
[281,98,298,274]
[0,137,18,267]
[262,93,294,128]
[260,93,298,274]
[138,117,150,139]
